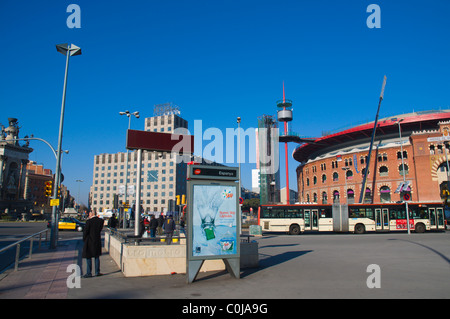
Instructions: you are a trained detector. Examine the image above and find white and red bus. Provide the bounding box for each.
[258,202,445,235]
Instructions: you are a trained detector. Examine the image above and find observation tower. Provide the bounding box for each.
[277,83,293,203]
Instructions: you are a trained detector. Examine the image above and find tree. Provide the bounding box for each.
[242,198,260,215]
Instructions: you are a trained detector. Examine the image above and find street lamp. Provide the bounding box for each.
[237,117,241,234]
[120,110,140,228]
[50,43,81,249]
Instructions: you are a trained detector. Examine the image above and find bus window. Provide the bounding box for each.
[261,207,271,218]
[409,207,418,219]
[349,208,358,218]
[359,208,365,218]
[285,208,300,218]
[366,208,374,220]
[319,208,332,218]
[273,208,285,218]
[418,208,428,219]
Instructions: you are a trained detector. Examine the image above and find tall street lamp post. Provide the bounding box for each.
[119,110,139,228]
[50,43,81,249]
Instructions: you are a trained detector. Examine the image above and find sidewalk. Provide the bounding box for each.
[0,236,242,299]
[0,239,79,299]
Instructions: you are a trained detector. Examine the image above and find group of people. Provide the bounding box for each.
[81,211,186,278]
[141,214,185,245]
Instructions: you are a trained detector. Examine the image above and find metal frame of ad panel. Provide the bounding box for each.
[186,165,240,283]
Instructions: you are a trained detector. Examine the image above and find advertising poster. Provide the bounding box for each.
[192,184,238,257]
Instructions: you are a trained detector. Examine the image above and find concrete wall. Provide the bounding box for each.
[105,232,259,277]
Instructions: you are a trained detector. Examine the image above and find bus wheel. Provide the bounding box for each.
[354,224,365,234]
[415,223,425,233]
[289,224,301,235]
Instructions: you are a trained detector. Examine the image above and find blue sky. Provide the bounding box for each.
[1,0,449,205]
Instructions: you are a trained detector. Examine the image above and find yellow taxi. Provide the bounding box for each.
[47,217,85,232]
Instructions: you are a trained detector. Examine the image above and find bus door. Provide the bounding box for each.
[304,209,319,231]
[312,209,319,230]
[375,208,389,231]
[304,209,311,230]
[437,208,445,230]
[429,208,436,230]
[428,208,444,230]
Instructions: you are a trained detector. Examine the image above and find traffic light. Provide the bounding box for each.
[440,182,450,206]
[181,194,186,205]
[44,181,53,197]
[176,195,180,205]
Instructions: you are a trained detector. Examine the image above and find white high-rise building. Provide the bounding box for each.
[89,108,188,214]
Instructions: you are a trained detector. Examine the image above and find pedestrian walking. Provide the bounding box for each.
[108,213,118,230]
[82,211,104,278]
[179,217,185,234]
[157,213,165,236]
[149,214,158,241]
[163,214,176,245]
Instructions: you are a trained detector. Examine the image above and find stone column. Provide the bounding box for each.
[0,155,7,200]
[19,159,28,200]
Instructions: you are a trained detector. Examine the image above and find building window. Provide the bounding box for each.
[378,153,388,162]
[362,187,372,203]
[347,189,355,204]
[430,145,435,154]
[399,164,409,176]
[379,166,388,176]
[346,170,353,180]
[322,174,327,183]
[333,172,339,181]
[397,151,407,159]
[322,192,328,204]
[380,186,391,203]
[333,190,340,204]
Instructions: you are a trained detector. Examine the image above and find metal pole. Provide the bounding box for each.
[237,117,241,235]
[398,121,410,234]
[134,149,142,237]
[50,49,70,249]
[123,115,131,229]
[283,84,290,204]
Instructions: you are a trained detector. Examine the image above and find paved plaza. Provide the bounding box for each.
[1,231,449,300]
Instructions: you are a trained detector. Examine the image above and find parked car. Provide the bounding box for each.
[47,217,85,232]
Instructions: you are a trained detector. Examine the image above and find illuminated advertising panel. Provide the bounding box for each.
[192,184,238,257]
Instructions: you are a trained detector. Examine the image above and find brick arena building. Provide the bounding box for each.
[294,110,450,205]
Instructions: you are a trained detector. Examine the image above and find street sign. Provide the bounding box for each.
[126,129,194,153]
[188,165,239,181]
[50,199,60,206]
[403,193,411,201]
[118,185,125,195]
[427,136,450,142]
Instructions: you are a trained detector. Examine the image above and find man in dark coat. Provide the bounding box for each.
[163,214,176,245]
[82,211,104,278]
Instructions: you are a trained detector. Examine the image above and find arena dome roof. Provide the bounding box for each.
[292,110,450,163]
